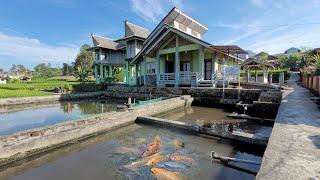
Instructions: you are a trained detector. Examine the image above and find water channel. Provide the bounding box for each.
[0,123,262,180]
[0,98,125,136]
[0,102,266,179]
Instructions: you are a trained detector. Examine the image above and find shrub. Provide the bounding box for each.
[72,83,104,92]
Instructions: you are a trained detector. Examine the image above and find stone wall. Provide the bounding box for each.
[0,95,193,165]
[106,85,264,104]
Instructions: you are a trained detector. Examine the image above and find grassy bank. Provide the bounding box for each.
[0,89,52,98]
[0,79,103,99]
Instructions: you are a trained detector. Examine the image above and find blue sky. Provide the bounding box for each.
[1,0,320,70]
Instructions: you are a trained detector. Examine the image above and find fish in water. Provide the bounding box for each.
[146,153,167,166]
[124,152,161,169]
[170,154,195,165]
[156,161,188,171]
[140,135,161,158]
[151,168,186,180]
[172,139,184,150]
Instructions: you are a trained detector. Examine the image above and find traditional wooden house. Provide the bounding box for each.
[91,21,150,84]
[92,7,246,87]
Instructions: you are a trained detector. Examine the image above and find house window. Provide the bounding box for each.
[191,30,198,37]
[95,50,100,60]
[178,23,187,32]
[147,62,156,74]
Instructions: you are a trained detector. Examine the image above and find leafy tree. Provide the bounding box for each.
[74,66,89,82]
[259,54,268,62]
[62,63,73,76]
[74,44,94,73]
[9,64,27,75]
[279,53,302,70]
[33,63,61,78]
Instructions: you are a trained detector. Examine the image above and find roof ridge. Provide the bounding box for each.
[92,34,115,41]
[125,21,149,32]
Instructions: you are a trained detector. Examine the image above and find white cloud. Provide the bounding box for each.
[0,32,78,65]
[249,0,266,6]
[129,0,185,23]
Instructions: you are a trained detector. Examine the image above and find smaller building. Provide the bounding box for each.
[253,51,279,63]
[0,76,6,84]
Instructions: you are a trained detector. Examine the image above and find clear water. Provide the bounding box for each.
[0,123,261,180]
[0,99,125,136]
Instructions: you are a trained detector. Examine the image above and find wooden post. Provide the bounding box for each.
[175,36,180,87]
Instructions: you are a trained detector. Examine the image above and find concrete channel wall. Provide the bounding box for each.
[106,86,282,118]
[0,92,105,106]
[0,95,193,166]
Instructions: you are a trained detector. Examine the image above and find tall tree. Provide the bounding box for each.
[279,53,302,70]
[9,64,28,75]
[73,44,94,73]
[33,63,61,78]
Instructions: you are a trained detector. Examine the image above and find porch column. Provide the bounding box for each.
[247,70,250,82]
[212,52,216,74]
[94,65,99,83]
[255,71,258,82]
[263,67,268,83]
[109,66,113,77]
[156,51,160,85]
[144,57,147,85]
[175,36,180,87]
[199,45,204,80]
[100,64,104,82]
[125,62,129,84]
[269,73,273,84]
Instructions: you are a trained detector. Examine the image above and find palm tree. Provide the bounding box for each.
[74,66,89,82]
[310,54,320,68]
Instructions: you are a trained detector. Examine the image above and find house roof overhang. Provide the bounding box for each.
[241,58,274,70]
[142,7,208,46]
[130,25,244,64]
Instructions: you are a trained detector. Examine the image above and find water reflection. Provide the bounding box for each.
[0,99,125,136]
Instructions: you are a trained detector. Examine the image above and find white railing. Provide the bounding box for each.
[158,72,200,85]
[159,73,175,84]
[211,71,217,86]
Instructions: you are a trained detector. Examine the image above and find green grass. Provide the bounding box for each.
[0,89,52,98]
[0,80,81,91]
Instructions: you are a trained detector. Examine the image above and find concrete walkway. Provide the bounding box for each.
[257,72,320,180]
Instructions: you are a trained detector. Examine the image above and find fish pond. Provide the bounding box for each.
[0,98,126,136]
[157,106,272,139]
[0,123,262,180]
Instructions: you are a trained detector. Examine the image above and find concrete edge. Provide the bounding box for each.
[0,95,193,167]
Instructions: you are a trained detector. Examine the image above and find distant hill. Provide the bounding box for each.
[246,50,256,58]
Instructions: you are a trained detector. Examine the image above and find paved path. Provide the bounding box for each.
[257,72,320,180]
